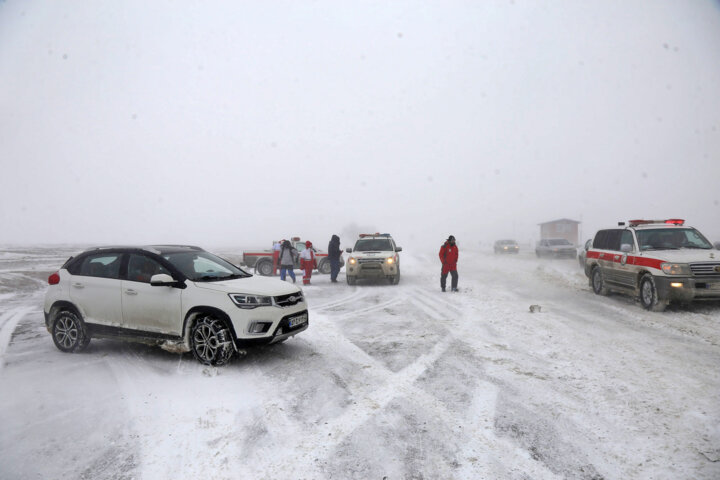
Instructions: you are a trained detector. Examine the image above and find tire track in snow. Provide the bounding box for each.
[310,288,369,312]
[0,306,34,370]
[259,302,560,479]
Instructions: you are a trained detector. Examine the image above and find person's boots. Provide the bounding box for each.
[441,287,445,292]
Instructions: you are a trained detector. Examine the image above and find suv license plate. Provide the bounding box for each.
[288,313,308,328]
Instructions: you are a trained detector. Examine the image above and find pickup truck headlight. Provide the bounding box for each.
[348,257,357,265]
[229,293,273,309]
[660,263,690,275]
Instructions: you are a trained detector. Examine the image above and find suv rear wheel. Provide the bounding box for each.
[591,266,608,296]
[52,309,91,353]
[639,275,668,312]
[318,259,331,274]
[191,315,234,365]
[256,259,273,276]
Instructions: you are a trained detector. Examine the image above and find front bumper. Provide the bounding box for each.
[229,302,309,348]
[654,276,720,302]
[346,261,398,278]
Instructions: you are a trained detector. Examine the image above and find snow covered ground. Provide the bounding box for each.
[1,246,718,480]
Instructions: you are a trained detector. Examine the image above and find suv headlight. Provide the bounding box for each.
[660,263,690,275]
[386,256,395,264]
[348,257,357,265]
[229,293,273,309]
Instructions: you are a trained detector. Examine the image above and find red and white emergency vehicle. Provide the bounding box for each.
[242,237,343,276]
[584,219,720,311]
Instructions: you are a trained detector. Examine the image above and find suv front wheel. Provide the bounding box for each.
[639,275,668,312]
[191,315,235,365]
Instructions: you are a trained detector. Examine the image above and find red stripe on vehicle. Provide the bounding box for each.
[629,256,663,270]
[587,250,663,270]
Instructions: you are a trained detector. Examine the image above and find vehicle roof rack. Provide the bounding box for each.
[359,233,391,238]
[627,219,685,227]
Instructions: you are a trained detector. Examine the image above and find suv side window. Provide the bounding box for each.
[127,254,170,283]
[605,230,623,251]
[73,253,122,279]
[620,230,634,251]
[593,230,609,249]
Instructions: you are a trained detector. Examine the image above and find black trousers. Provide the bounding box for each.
[441,270,458,290]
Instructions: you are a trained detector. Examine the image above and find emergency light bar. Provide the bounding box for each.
[359,233,391,238]
[627,219,685,227]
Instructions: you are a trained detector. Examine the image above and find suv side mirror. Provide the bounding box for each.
[396,247,402,252]
[345,248,352,253]
[150,273,182,287]
[620,244,632,253]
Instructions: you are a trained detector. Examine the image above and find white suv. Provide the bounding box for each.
[44,245,308,365]
[345,233,402,285]
[584,219,720,311]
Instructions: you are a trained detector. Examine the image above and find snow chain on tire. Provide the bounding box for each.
[191,315,234,366]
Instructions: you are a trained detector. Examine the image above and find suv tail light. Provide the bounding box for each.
[48,272,60,285]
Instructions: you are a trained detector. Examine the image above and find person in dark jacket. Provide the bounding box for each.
[278,240,298,283]
[327,234,343,283]
[439,235,459,292]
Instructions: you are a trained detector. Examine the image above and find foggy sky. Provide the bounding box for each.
[2,0,719,251]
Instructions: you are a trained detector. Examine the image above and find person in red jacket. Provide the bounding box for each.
[299,240,316,285]
[439,235,459,292]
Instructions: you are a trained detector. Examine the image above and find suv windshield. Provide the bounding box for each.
[354,239,393,252]
[548,239,571,246]
[163,251,251,281]
[636,228,713,251]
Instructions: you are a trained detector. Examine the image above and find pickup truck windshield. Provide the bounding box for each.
[354,239,393,251]
[164,251,251,281]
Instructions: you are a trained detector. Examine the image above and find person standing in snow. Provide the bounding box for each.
[327,234,343,283]
[272,240,282,275]
[439,235,459,292]
[299,240,316,285]
[278,240,298,283]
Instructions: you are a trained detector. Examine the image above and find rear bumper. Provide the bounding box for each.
[655,276,720,302]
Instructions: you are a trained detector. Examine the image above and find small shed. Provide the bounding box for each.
[539,218,581,244]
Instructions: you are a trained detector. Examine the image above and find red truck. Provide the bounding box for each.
[242,237,344,276]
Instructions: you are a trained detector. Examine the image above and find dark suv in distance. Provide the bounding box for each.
[535,238,576,258]
[494,239,520,254]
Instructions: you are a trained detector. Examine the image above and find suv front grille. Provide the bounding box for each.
[275,293,304,307]
[689,263,720,276]
[358,258,384,264]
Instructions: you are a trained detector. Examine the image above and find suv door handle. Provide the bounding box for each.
[124,289,138,296]
[614,255,620,260]
[599,253,605,258]
[71,282,84,289]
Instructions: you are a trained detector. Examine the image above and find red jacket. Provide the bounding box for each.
[439,242,458,270]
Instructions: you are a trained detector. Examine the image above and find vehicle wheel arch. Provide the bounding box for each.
[634,269,653,290]
[183,306,238,345]
[48,301,82,326]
